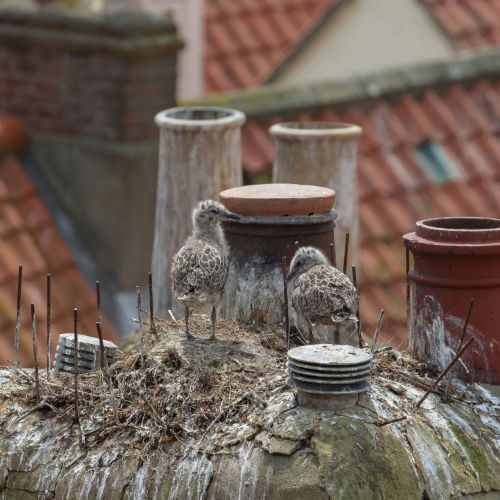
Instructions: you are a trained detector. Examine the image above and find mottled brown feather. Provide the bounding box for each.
[291,264,358,324]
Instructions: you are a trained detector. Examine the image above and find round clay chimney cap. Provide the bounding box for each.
[220,183,335,216]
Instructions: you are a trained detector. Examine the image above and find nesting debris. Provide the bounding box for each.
[2,314,489,457]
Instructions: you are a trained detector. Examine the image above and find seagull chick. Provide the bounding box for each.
[286,246,358,344]
[171,200,240,340]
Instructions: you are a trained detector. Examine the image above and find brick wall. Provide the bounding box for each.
[0,10,181,141]
[0,9,182,291]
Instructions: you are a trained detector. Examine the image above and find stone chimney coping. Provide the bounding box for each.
[0,8,183,54]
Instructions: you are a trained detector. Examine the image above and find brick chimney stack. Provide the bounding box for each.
[0,7,182,292]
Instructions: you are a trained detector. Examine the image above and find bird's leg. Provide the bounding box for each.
[210,306,217,340]
[185,306,193,340]
[306,318,315,344]
[333,327,340,345]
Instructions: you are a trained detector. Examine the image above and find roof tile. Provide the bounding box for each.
[0,155,117,366]
[420,0,500,48]
[204,0,339,92]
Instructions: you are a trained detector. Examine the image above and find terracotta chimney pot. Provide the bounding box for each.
[404,217,500,385]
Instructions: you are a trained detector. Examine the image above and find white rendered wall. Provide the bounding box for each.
[274,0,455,86]
[141,0,204,100]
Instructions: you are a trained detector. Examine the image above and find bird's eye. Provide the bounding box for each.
[297,260,301,266]
[210,209,217,214]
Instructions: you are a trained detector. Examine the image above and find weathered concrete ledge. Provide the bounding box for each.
[0,317,499,499]
[1,373,499,499]
[0,9,182,56]
[184,48,500,118]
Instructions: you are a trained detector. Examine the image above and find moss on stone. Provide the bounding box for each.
[450,423,488,475]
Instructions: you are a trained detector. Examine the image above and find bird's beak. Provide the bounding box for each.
[285,270,296,283]
[348,315,359,323]
[220,211,240,221]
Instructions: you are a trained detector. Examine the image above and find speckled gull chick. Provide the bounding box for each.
[286,246,358,343]
[171,200,240,340]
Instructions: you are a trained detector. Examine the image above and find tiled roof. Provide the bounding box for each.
[420,0,500,48]
[0,154,117,367]
[204,0,341,92]
[196,53,500,347]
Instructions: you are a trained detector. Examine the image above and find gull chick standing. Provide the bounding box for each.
[286,246,358,343]
[171,200,240,340]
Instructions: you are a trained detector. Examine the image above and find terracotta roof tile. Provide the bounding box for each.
[358,153,404,199]
[421,90,468,140]
[470,81,500,129]
[0,154,117,367]
[204,0,340,92]
[341,107,381,155]
[420,0,500,48]
[394,95,443,143]
[446,138,498,178]
[240,76,500,347]
[369,103,412,150]
[0,155,36,201]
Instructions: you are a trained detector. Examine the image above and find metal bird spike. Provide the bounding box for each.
[405,243,410,333]
[444,298,475,395]
[46,274,51,377]
[343,233,350,274]
[351,265,363,347]
[73,307,80,424]
[371,309,385,353]
[137,286,144,365]
[415,336,475,409]
[96,321,119,424]
[14,265,22,370]
[281,256,290,350]
[31,303,40,403]
[457,299,475,353]
[329,242,335,267]
[148,272,158,339]
[96,281,102,323]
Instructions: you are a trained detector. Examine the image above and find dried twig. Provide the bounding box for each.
[343,233,350,274]
[31,304,40,403]
[96,321,119,425]
[168,310,176,321]
[415,337,475,409]
[371,309,385,354]
[140,394,163,428]
[14,265,22,370]
[376,416,406,427]
[148,272,159,339]
[46,274,51,377]
[281,256,290,351]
